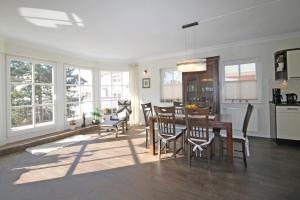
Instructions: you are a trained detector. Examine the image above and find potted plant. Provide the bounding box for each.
[69,117,77,130]
[103,107,111,115]
[92,107,102,124]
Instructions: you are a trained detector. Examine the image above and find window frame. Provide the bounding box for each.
[160,67,182,103]
[7,56,56,134]
[99,70,129,114]
[221,58,262,104]
[64,64,94,120]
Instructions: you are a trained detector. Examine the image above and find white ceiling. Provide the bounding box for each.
[0,0,300,61]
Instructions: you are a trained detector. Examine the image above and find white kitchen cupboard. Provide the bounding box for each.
[276,106,300,141]
[287,49,300,79]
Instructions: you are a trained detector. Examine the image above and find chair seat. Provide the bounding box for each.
[220,130,246,141]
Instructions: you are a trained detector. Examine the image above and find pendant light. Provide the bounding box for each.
[177,22,207,72]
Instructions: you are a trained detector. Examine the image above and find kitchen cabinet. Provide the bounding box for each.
[182,56,219,114]
[274,48,300,80]
[273,105,300,141]
[287,49,300,79]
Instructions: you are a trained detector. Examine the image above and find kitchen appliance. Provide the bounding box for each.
[272,88,283,104]
[286,93,298,104]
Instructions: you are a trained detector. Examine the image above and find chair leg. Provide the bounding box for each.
[158,139,161,160]
[188,142,191,167]
[145,129,148,148]
[207,145,211,170]
[174,140,177,158]
[242,143,247,168]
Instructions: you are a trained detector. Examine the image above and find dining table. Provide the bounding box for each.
[148,113,233,168]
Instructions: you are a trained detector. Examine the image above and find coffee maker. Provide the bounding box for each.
[286,93,298,104]
[272,88,283,104]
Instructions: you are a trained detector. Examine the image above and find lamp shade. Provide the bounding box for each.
[177,58,207,72]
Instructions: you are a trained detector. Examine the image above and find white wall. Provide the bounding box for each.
[137,35,300,138]
[0,39,132,145]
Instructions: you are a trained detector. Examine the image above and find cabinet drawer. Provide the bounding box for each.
[276,106,300,113]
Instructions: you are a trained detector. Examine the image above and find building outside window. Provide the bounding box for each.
[8,57,55,131]
[65,65,93,119]
[224,62,257,101]
[100,71,129,114]
[160,68,182,102]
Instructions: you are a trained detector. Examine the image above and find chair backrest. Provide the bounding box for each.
[141,103,153,127]
[185,108,210,142]
[117,100,132,120]
[154,106,176,136]
[242,104,254,137]
[173,101,184,114]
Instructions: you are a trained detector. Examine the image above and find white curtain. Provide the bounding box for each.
[129,64,140,125]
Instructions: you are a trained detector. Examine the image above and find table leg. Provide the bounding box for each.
[149,117,156,155]
[226,123,233,170]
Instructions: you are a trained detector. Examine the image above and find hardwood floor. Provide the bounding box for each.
[0,126,299,200]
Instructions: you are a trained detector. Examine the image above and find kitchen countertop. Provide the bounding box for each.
[269,101,300,106]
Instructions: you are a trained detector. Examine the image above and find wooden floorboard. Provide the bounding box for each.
[0,126,299,200]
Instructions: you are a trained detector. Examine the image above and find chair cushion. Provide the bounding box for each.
[189,132,215,144]
[220,130,245,140]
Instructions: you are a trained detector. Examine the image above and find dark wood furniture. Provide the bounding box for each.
[148,113,233,168]
[185,108,214,167]
[141,102,154,148]
[182,56,220,114]
[173,101,184,114]
[154,106,185,159]
[220,104,254,168]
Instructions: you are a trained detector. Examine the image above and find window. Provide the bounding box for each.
[65,66,93,119]
[100,71,129,114]
[224,62,257,101]
[9,57,55,131]
[160,68,182,102]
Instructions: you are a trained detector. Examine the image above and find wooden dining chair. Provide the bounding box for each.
[141,102,154,148]
[185,108,214,167]
[220,104,254,168]
[154,106,184,159]
[173,101,184,114]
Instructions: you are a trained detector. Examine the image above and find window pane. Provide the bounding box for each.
[240,63,256,81]
[240,81,257,99]
[225,65,239,81]
[112,72,122,85]
[161,69,182,101]
[122,72,129,86]
[173,71,182,84]
[122,85,129,100]
[11,85,32,106]
[101,86,111,99]
[101,72,111,85]
[11,107,33,128]
[35,64,52,83]
[80,86,92,102]
[112,86,122,99]
[10,60,32,83]
[66,67,79,84]
[35,106,53,124]
[224,82,240,100]
[67,103,80,118]
[35,85,53,104]
[81,102,93,116]
[162,70,174,84]
[80,69,92,85]
[66,86,79,102]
